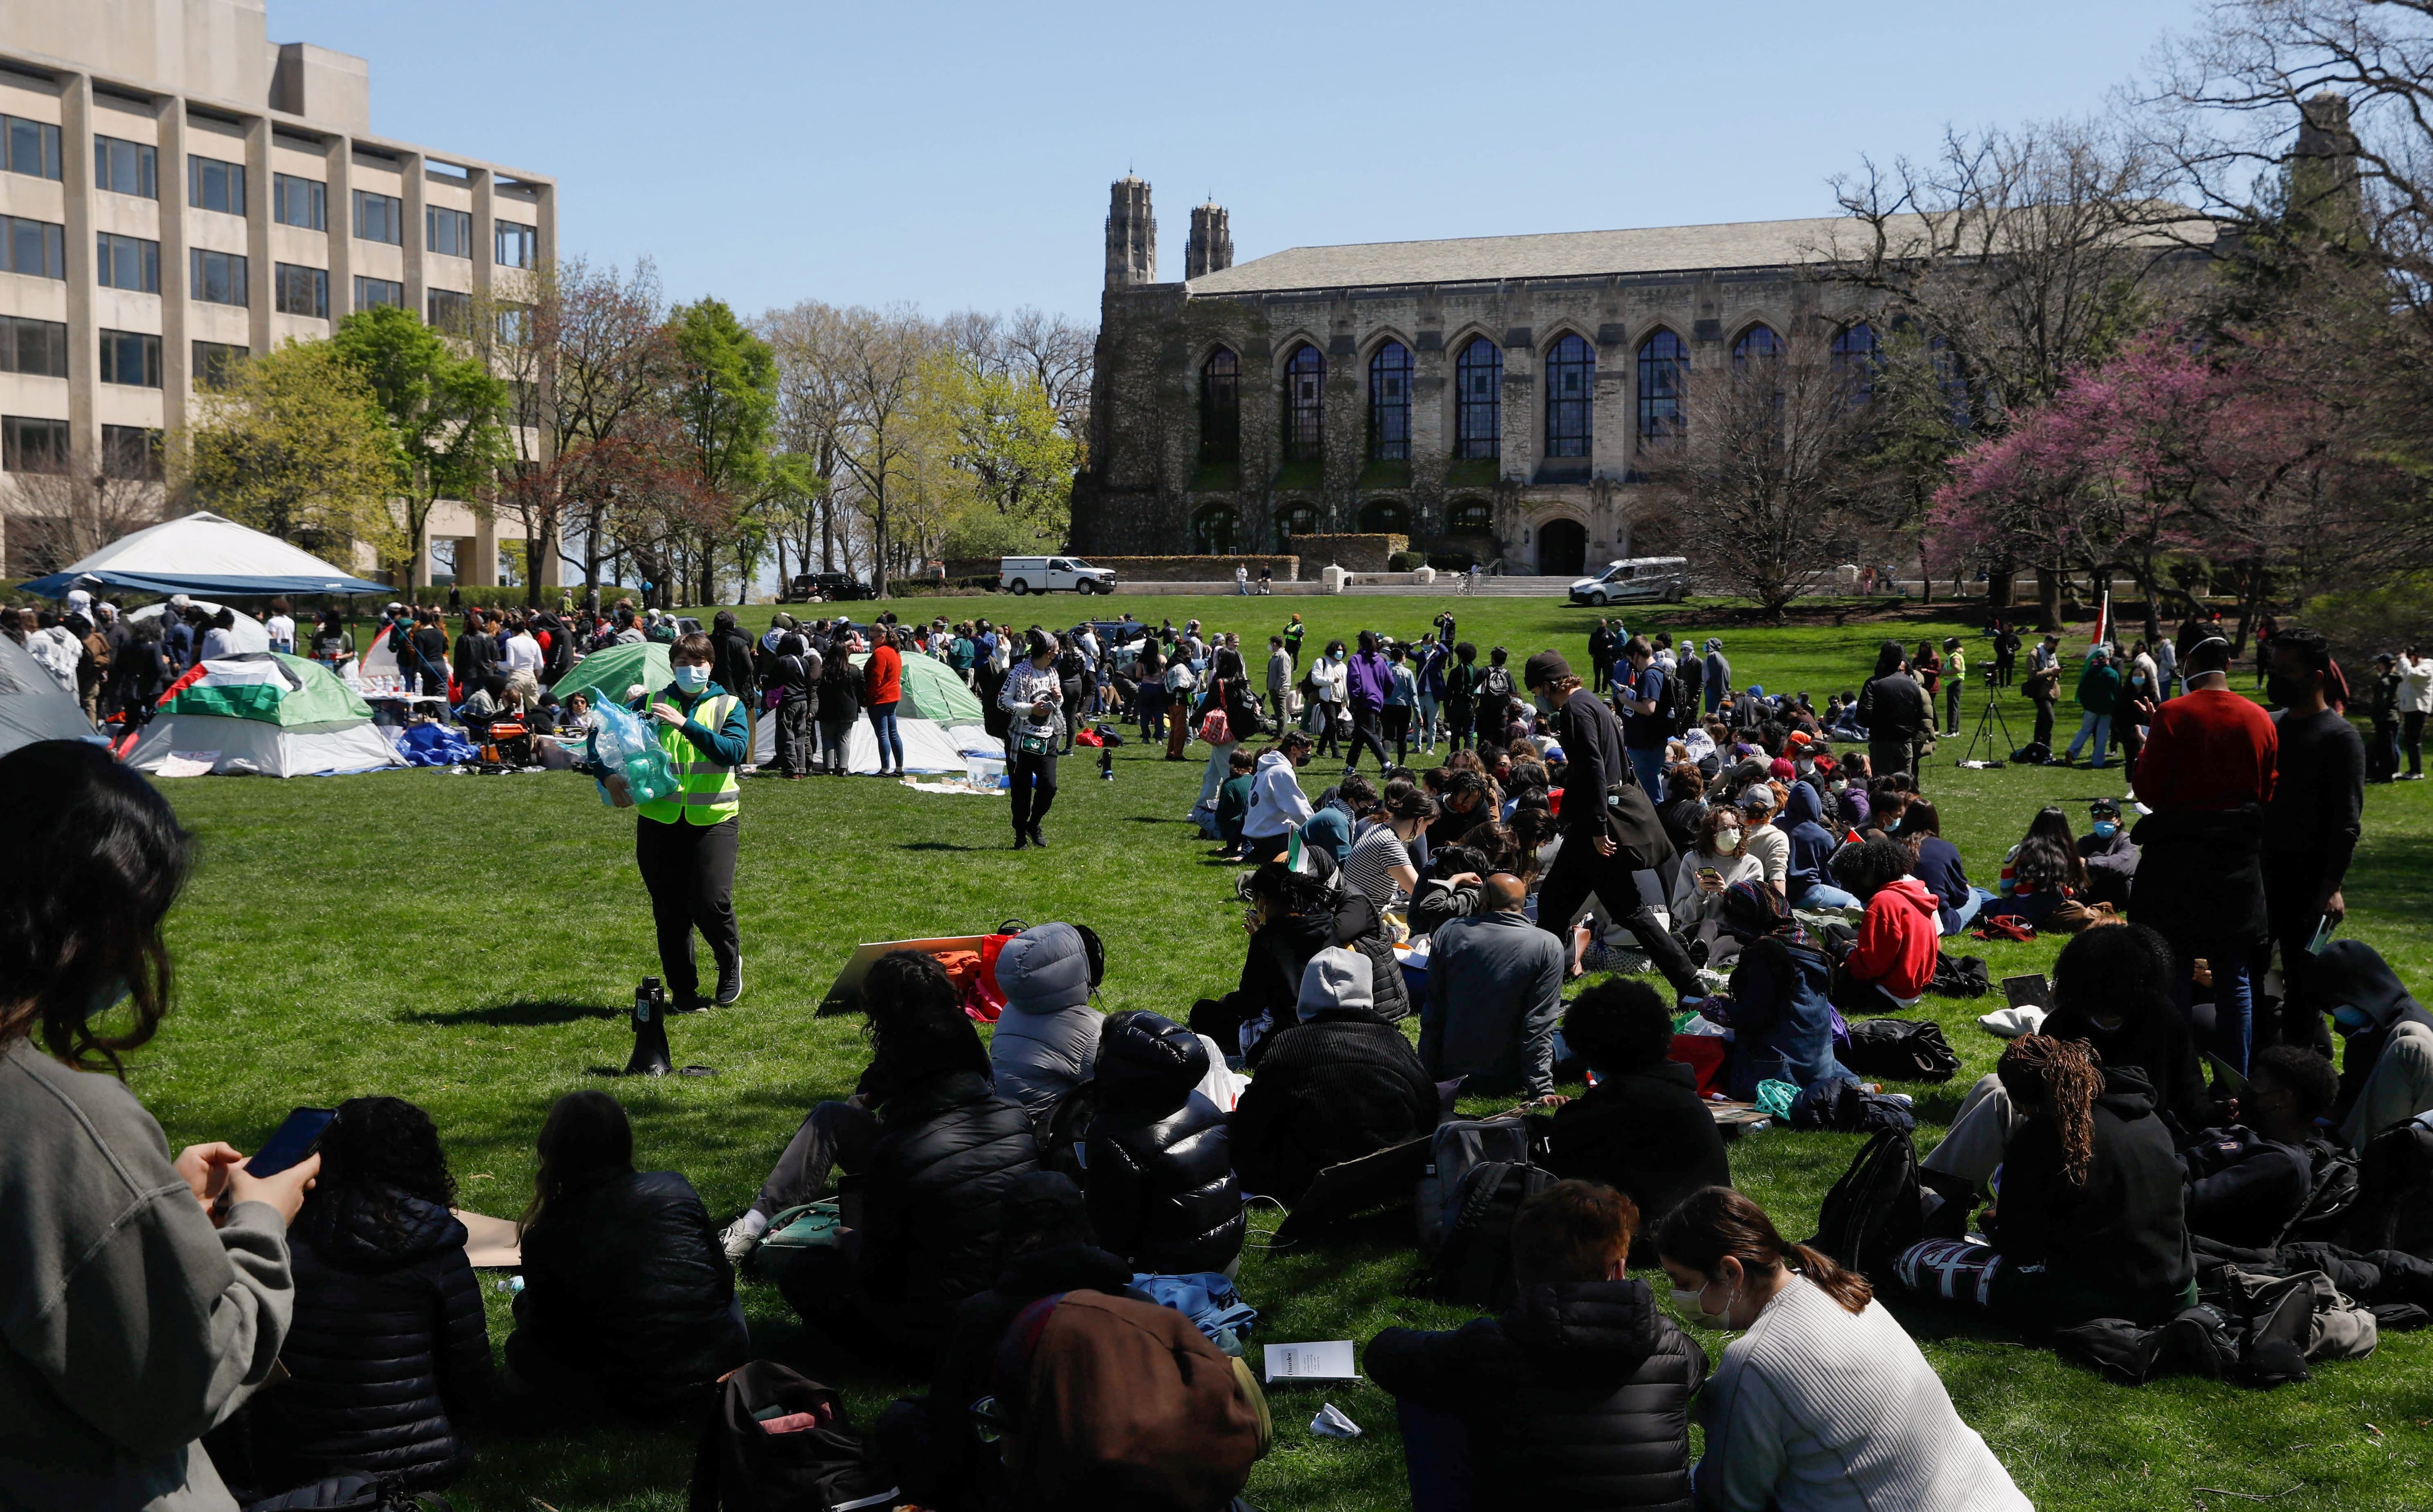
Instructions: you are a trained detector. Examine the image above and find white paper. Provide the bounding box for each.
[1264,1340,1358,1383]
[156,752,219,777]
[1310,1403,1362,1439]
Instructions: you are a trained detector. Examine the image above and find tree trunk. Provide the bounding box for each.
[1986,556,2015,611]
[874,492,891,599]
[2034,567,2064,632]
[1918,541,1932,604]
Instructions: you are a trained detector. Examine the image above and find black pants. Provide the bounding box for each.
[1444,702,1472,753]
[1945,682,1962,735]
[1384,705,1412,766]
[1059,681,1082,752]
[2407,711,2426,776]
[1316,703,1343,758]
[774,698,813,775]
[2030,697,2055,750]
[1870,735,1925,784]
[1346,703,1391,770]
[2261,850,2340,1053]
[817,716,854,774]
[1535,839,1700,997]
[749,1098,879,1218]
[1011,751,1058,837]
[635,815,739,1006]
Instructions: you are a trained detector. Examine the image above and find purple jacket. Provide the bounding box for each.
[1347,651,1394,711]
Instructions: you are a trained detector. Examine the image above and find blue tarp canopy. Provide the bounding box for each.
[17,511,393,599]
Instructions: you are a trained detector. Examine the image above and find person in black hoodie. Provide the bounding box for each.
[873,1172,1139,1512]
[2320,938,2433,1146]
[1922,923,2218,1195]
[1189,853,1406,1064]
[503,1090,746,1422]
[1082,1011,1245,1275]
[2181,1045,2339,1249]
[1367,1179,1707,1512]
[1901,1036,2197,1331]
[814,632,861,775]
[1539,979,1733,1235]
[775,951,1042,1358]
[237,1097,490,1496]
[1231,947,1441,1205]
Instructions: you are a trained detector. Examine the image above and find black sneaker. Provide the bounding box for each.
[714,962,742,1008]
[1014,834,1030,850]
[1029,828,1049,848]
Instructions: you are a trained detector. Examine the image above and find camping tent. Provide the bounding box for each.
[125,653,404,776]
[549,641,672,709]
[127,601,272,655]
[18,511,392,599]
[0,633,97,758]
[747,650,1001,773]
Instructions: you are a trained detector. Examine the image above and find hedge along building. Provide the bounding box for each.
[1072,177,1906,576]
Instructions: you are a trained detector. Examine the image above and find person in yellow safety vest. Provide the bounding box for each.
[587,630,751,1009]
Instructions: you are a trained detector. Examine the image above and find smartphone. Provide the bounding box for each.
[1698,867,1721,883]
[245,1107,336,1177]
[2306,914,2337,955]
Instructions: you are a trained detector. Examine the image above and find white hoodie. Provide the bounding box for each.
[1244,749,1315,839]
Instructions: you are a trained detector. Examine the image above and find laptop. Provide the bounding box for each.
[1269,1134,1434,1247]
[2002,973,2054,1014]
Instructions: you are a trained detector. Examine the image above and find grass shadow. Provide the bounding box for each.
[898,841,983,852]
[403,999,624,1027]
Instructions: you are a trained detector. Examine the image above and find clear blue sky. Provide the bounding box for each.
[278,0,2205,326]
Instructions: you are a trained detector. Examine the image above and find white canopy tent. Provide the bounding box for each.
[126,601,272,654]
[19,511,391,599]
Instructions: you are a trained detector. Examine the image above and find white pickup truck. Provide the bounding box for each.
[999,555,1119,595]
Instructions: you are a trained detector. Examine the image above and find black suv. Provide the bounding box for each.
[781,572,871,603]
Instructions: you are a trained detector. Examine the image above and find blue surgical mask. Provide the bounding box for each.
[87,977,130,1021]
[2332,1004,2374,1033]
[2093,819,2119,840]
[672,664,711,693]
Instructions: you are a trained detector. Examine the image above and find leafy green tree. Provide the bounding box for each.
[177,340,405,566]
[328,305,512,590]
[670,298,778,600]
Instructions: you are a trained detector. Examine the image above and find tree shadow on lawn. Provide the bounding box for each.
[401,999,625,1027]
[899,841,985,852]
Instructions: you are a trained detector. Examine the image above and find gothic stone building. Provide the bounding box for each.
[1073,177,1892,576]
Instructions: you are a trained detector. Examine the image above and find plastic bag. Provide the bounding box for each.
[590,700,678,809]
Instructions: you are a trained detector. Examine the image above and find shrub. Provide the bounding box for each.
[1387,550,1425,571]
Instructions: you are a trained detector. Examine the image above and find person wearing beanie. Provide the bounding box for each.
[1080,1012,1244,1275]
[988,922,1103,1130]
[1703,637,1731,714]
[1229,947,1441,1203]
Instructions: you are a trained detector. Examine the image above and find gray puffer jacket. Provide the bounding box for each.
[988,922,1102,1128]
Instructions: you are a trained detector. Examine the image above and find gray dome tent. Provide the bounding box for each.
[0,634,97,758]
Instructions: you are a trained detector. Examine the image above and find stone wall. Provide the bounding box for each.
[1075,554,1300,583]
[1286,533,1407,572]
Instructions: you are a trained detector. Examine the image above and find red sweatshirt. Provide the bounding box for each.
[1846,877,1942,999]
[2133,687,2276,811]
[864,643,903,707]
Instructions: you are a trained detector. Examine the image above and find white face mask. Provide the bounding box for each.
[672,663,711,692]
[1671,1276,1743,1327]
[1715,827,1742,850]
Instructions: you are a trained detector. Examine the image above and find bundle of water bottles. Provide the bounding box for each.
[589,700,678,808]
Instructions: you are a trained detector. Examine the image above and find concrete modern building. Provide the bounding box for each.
[1074,177,1905,577]
[0,0,557,589]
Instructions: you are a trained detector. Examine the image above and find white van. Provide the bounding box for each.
[999,555,1119,595]
[1567,557,1691,606]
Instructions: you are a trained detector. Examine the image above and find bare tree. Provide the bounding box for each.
[1000,306,1095,445]
[826,305,939,598]
[6,443,163,577]
[761,300,855,577]
[1641,331,1880,619]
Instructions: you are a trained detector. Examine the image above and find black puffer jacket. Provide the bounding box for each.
[508,1170,748,1413]
[1083,1013,1244,1275]
[1232,889,1410,1061]
[1367,1278,1707,1511]
[1230,1006,1441,1206]
[1539,1062,1734,1235]
[251,1188,490,1492]
[857,1069,1042,1325]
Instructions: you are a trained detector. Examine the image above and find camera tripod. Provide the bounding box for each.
[1957,671,2016,767]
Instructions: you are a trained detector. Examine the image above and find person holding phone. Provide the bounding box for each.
[0,740,322,1512]
[585,631,749,1010]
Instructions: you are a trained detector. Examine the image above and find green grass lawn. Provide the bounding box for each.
[136,594,2433,1511]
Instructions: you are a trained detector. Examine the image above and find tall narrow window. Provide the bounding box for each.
[1454,337,1503,460]
[1281,343,1325,464]
[1732,324,1782,367]
[1198,348,1239,465]
[1543,333,1594,458]
[1636,330,1688,443]
[273,173,327,230]
[1367,341,1412,461]
[94,136,157,198]
[96,233,160,292]
[187,155,245,215]
[3,117,60,180]
[1830,322,1879,402]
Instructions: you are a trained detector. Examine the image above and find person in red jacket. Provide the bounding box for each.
[864,627,906,777]
[1832,835,1942,1014]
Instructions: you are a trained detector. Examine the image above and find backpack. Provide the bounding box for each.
[1840,1018,1962,1082]
[993,1291,1270,1512]
[1410,1160,1556,1308]
[1198,708,1231,745]
[1480,664,1514,702]
[241,1480,449,1512]
[1928,952,1992,998]
[1805,1126,1923,1280]
[687,1360,899,1512]
[2345,1113,2433,1256]
[2277,1137,2363,1247]
[1414,1116,1535,1259]
[1670,668,1700,735]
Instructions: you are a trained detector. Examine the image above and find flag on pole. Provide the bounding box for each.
[2089,589,2110,648]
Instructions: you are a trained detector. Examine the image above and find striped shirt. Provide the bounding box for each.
[1343,822,1413,910]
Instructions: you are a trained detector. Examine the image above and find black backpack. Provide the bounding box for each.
[1410,1160,1556,1308]
[1840,1018,1962,1083]
[2345,1114,2433,1256]
[1805,1127,1924,1280]
[242,1483,446,1512]
[687,1361,899,1512]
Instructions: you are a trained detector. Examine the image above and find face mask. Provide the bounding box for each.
[1795,760,1815,777]
[2093,819,2119,839]
[1669,1287,1705,1311]
[672,663,711,692]
[2332,1004,2373,1033]
[1534,694,1554,715]
[1715,827,1742,850]
[1831,778,1849,792]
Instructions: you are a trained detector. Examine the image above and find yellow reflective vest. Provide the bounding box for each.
[636,689,742,825]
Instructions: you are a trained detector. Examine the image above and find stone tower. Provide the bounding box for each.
[1186,200,1234,279]
[1106,175,1156,288]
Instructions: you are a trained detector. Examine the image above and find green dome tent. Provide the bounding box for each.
[549,641,672,708]
[125,653,403,776]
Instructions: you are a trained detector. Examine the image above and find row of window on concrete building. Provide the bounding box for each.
[1195,322,1885,467]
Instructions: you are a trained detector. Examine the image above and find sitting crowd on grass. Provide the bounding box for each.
[6,601,2431,1512]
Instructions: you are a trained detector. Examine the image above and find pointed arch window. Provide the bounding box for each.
[1454,337,1503,460]
[1199,347,1240,464]
[1281,344,1325,463]
[1732,324,1783,368]
[1543,333,1594,458]
[1830,322,1879,403]
[1275,501,1319,548]
[1636,329,1688,443]
[1368,341,1412,461]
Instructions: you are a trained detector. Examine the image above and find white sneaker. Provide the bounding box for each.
[719,1219,761,1264]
